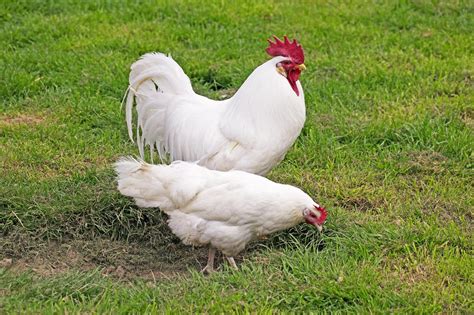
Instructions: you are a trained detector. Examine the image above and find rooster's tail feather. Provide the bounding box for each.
[124,53,195,160]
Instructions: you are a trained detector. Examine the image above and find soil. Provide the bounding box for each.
[0,114,45,127]
[1,236,213,280]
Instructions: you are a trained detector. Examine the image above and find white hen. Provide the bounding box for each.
[115,158,327,272]
[124,36,307,175]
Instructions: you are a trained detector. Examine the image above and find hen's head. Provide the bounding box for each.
[303,204,327,232]
[266,36,306,96]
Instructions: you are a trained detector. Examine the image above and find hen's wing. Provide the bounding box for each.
[115,159,271,216]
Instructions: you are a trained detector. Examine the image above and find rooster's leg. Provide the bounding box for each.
[201,247,216,274]
[226,256,238,270]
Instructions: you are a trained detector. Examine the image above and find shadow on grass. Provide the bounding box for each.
[1,186,326,279]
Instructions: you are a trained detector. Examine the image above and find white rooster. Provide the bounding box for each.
[115,158,327,272]
[124,36,307,175]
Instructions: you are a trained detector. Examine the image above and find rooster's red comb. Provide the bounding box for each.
[266,35,305,64]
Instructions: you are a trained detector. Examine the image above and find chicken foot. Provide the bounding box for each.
[226,256,238,270]
[201,247,216,274]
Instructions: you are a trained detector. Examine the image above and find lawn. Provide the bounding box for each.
[1,0,473,313]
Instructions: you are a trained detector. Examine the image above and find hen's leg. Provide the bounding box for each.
[201,247,216,274]
[226,256,238,270]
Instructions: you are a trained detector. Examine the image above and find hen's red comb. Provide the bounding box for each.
[266,35,305,64]
[314,204,327,225]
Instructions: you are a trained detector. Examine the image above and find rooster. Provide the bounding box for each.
[124,36,307,175]
[115,158,327,272]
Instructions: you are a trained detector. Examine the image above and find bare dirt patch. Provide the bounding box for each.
[408,150,447,162]
[420,198,472,228]
[460,107,473,129]
[336,196,376,212]
[0,114,45,127]
[395,150,450,178]
[1,237,210,280]
[380,248,443,289]
[1,229,282,281]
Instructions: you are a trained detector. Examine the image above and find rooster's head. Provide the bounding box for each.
[266,35,306,96]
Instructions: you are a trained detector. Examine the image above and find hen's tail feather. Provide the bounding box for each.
[114,157,174,209]
[115,158,210,211]
[124,53,195,159]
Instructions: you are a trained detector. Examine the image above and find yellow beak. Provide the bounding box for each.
[296,64,306,71]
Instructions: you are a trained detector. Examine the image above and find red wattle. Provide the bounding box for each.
[287,68,301,96]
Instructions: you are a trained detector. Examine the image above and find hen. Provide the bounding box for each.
[124,36,306,175]
[115,158,327,272]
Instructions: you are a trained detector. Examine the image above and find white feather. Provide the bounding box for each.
[124,54,305,175]
[115,159,320,257]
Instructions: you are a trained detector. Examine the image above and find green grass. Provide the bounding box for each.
[1,0,473,313]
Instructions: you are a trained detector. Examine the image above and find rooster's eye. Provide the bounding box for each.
[277,60,292,69]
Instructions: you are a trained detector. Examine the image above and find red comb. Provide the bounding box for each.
[266,35,305,64]
[314,205,327,225]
